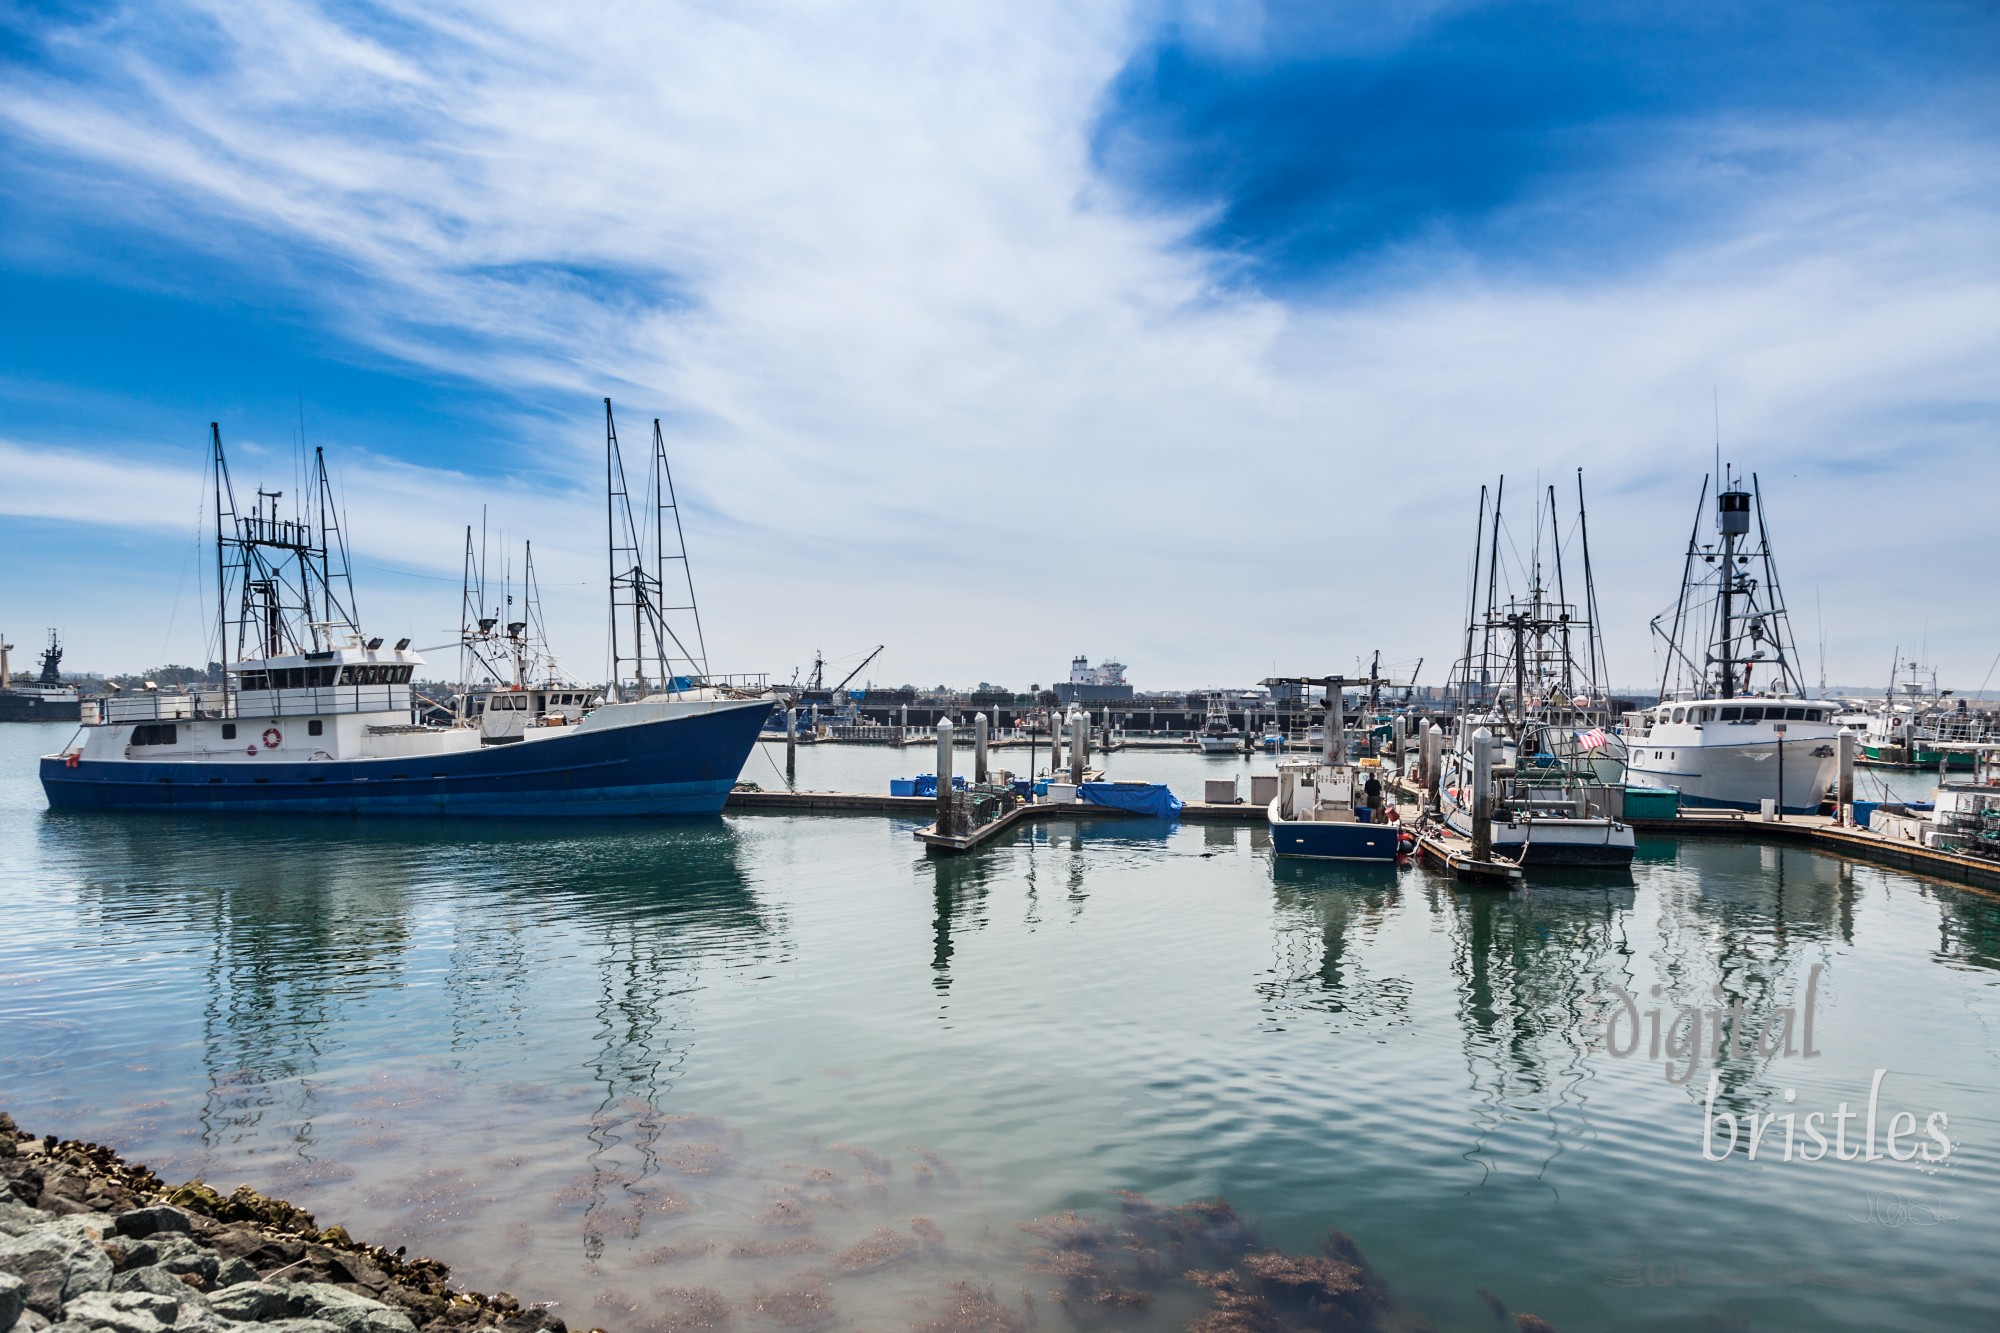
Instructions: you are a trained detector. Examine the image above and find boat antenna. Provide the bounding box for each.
[1713,387,1722,490]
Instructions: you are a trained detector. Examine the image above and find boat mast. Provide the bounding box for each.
[212,424,229,696]
[1458,485,1489,717]
[1484,478,1506,709]
[1652,476,1709,701]
[651,417,710,686]
[1750,474,1805,696]
[1548,483,1575,699]
[1576,470,1607,701]
[605,398,659,699]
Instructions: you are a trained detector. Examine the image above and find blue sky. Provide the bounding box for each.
[2,0,1996,693]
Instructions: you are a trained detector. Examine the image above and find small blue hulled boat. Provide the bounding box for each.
[1267,757,1402,861]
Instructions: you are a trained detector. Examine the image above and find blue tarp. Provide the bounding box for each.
[1078,781,1183,819]
[908,774,969,798]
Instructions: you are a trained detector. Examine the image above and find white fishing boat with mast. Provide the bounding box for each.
[1626,469,1839,813]
[1438,473,1635,868]
[450,527,604,740]
[1198,691,1241,753]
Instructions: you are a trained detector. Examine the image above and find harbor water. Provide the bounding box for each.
[3,722,1998,1331]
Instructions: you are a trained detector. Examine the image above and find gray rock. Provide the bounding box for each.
[0,1228,112,1318]
[1,1272,24,1333]
[204,1283,296,1323]
[16,1309,49,1333]
[208,1261,255,1292]
[143,1240,215,1287]
[0,1208,46,1242]
[109,1213,192,1244]
[250,1323,342,1333]
[289,1287,414,1333]
[55,1291,179,1333]
[20,1221,105,1248]
[109,1269,205,1306]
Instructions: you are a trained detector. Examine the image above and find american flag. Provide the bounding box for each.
[1576,727,1608,751]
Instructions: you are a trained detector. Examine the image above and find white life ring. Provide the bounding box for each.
[262,727,283,749]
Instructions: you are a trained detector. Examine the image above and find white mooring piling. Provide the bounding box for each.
[935,719,954,828]
[1069,709,1086,786]
[1322,685,1344,765]
[1471,727,1495,861]
[785,707,798,777]
[1047,706,1063,775]
[1392,715,1407,777]
[974,712,989,783]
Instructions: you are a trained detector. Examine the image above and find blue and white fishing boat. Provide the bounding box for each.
[42,406,775,816]
[1267,679,1404,861]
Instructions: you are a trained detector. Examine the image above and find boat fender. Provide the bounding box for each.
[64,752,79,768]
[246,745,257,757]
[262,727,283,749]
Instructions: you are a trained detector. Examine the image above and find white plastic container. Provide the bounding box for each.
[1046,782,1077,805]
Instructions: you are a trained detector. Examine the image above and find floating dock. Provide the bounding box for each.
[1412,824,1524,885]
[728,775,2000,894]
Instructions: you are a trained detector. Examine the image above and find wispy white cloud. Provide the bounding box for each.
[2,1,1996,688]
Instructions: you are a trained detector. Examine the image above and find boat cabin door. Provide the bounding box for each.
[479,692,529,743]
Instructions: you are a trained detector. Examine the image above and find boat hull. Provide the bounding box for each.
[0,691,82,723]
[1267,800,1402,861]
[40,698,773,816]
[1442,808,1635,867]
[1625,731,1837,816]
[1858,743,1975,772]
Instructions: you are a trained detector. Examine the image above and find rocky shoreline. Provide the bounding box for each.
[0,1113,573,1333]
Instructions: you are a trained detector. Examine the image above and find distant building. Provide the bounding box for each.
[1056,655,1134,704]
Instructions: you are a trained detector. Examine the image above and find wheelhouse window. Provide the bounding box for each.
[221,723,237,740]
[1720,707,1742,722]
[131,723,177,745]
[1671,708,1685,723]
[237,672,268,691]
[1786,707,1807,720]
[308,719,324,736]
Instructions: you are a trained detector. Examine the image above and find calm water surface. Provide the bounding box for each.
[3,724,1997,1331]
